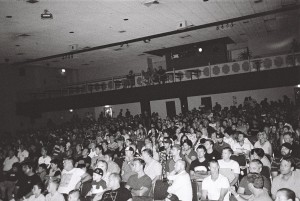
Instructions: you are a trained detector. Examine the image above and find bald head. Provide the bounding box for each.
[175,159,186,173]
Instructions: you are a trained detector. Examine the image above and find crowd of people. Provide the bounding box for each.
[0,95,300,201]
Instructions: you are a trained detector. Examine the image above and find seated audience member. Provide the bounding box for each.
[91,145,105,169]
[37,163,48,184]
[89,168,107,197]
[189,145,209,179]
[275,188,297,201]
[165,193,180,201]
[68,190,80,201]
[15,161,42,200]
[142,149,162,185]
[48,159,61,182]
[38,147,52,168]
[271,157,300,199]
[104,152,120,174]
[232,132,253,156]
[181,139,197,171]
[167,160,192,201]
[271,143,300,178]
[94,173,132,201]
[202,160,230,201]
[18,144,29,163]
[250,148,271,170]
[88,142,97,159]
[126,158,152,201]
[254,132,273,157]
[76,148,91,168]
[214,133,231,154]
[121,147,135,184]
[237,159,271,198]
[0,162,21,201]
[223,128,235,148]
[231,173,272,201]
[3,150,19,172]
[159,138,172,178]
[46,180,65,201]
[24,182,45,201]
[57,159,86,197]
[283,132,300,159]
[95,160,110,183]
[218,147,240,186]
[165,145,182,175]
[204,139,221,162]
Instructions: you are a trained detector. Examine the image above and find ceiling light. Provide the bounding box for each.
[61,69,66,73]
[69,109,73,112]
[198,48,203,52]
[41,9,53,19]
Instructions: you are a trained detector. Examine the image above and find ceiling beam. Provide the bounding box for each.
[14,5,300,65]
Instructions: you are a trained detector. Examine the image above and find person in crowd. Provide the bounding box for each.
[3,150,19,172]
[232,132,253,157]
[68,190,80,201]
[218,147,240,187]
[76,148,91,168]
[0,162,21,201]
[18,144,29,163]
[121,147,135,184]
[250,148,271,172]
[126,158,152,200]
[15,161,42,200]
[142,149,162,185]
[156,66,167,84]
[201,160,230,201]
[282,132,300,159]
[254,131,273,157]
[271,157,300,199]
[94,173,132,201]
[88,142,97,159]
[165,144,182,175]
[73,144,82,162]
[37,163,48,184]
[230,173,272,201]
[189,145,209,179]
[271,143,300,178]
[95,160,110,183]
[57,159,86,198]
[104,152,120,174]
[159,137,172,178]
[45,180,65,201]
[24,182,45,201]
[89,168,107,197]
[275,188,297,201]
[126,70,135,88]
[237,159,271,198]
[48,159,61,182]
[204,139,221,162]
[181,139,197,171]
[167,160,192,201]
[38,148,52,168]
[214,133,231,154]
[91,145,105,169]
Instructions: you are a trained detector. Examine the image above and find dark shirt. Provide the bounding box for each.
[214,142,231,154]
[77,156,92,166]
[190,159,209,173]
[271,155,300,173]
[205,150,221,162]
[16,174,41,198]
[101,187,132,201]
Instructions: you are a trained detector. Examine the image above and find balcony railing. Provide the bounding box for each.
[23,52,300,100]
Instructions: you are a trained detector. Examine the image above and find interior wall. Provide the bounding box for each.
[188,86,296,110]
[94,102,141,119]
[150,98,181,118]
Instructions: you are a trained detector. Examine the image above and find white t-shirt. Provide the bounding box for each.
[167,171,193,201]
[58,168,85,194]
[18,150,29,162]
[3,156,19,171]
[45,191,65,201]
[202,174,230,201]
[144,159,162,181]
[38,156,52,167]
[218,159,240,183]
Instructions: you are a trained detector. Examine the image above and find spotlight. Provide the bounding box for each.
[61,69,66,73]
[69,109,73,112]
[198,48,203,52]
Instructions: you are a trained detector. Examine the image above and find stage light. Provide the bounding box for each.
[69,109,73,112]
[198,48,203,52]
[61,69,66,73]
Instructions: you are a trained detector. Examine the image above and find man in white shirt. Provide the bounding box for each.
[38,147,52,168]
[202,160,230,201]
[232,132,253,156]
[3,150,19,172]
[167,160,192,201]
[218,147,240,186]
[142,148,162,185]
[57,159,86,196]
[17,144,29,163]
[46,180,65,201]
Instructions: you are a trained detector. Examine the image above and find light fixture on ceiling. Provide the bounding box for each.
[143,0,159,6]
[69,109,73,112]
[143,38,151,43]
[198,48,203,52]
[41,9,53,19]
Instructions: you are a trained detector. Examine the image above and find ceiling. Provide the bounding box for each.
[0,0,299,70]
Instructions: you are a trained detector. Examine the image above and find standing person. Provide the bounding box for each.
[167,160,192,201]
[126,158,152,200]
[218,147,240,187]
[142,149,162,185]
[94,173,132,201]
[201,160,230,201]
